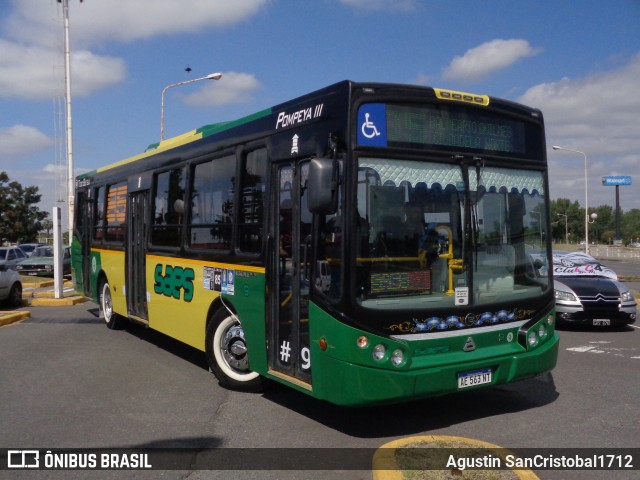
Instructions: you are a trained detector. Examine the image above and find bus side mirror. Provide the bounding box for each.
[308,157,338,214]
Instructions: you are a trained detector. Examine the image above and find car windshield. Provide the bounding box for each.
[32,247,54,258]
[532,251,618,280]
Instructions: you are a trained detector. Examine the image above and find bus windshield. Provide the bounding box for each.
[355,157,550,310]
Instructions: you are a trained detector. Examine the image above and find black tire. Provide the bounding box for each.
[100,280,126,330]
[8,282,22,308]
[205,309,265,392]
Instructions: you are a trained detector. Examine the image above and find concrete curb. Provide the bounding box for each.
[372,435,539,480]
[1,277,86,326]
[0,310,30,327]
[30,296,86,307]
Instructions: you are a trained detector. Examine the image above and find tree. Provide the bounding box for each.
[550,198,582,243]
[0,171,49,243]
[622,209,640,244]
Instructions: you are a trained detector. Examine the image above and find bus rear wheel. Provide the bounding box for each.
[100,280,126,330]
[206,309,264,392]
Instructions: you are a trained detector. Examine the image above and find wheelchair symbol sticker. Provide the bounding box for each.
[357,103,387,146]
[361,113,380,138]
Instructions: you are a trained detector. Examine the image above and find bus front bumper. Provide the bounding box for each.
[313,332,559,406]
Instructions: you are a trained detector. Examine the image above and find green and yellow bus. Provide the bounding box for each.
[72,81,558,406]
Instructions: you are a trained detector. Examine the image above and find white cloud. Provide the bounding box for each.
[414,73,431,86]
[183,72,262,107]
[0,39,125,101]
[6,0,269,48]
[443,39,542,82]
[0,40,60,100]
[0,125,53,157]
[70,51,127,97]
[519,53,640,207]
[1,0,266,101]
[42,164,66,175]
[519,53,640,157]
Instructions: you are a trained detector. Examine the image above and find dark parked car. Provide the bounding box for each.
[534,251,637,327]
[15,246,71,277]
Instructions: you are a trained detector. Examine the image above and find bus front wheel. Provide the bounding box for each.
[206,309,264,392]
[100,280,126,330]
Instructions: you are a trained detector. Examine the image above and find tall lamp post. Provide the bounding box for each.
[58,0,84,239]
[160,72,222,141]
[552,146,590,254]
[557,213,568,244]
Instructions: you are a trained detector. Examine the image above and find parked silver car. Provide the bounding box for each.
[534,251,637,327]
[18,243,46,257]
[16,246,71,277]
[0,246,27,271]
[0,263,22,307]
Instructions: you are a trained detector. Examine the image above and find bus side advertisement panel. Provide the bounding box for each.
[145,255,267,362]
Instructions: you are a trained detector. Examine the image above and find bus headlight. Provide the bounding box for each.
[527,331,538,348]
[538,324,547,339]
[390,349,405,367]
[372,344,386,361]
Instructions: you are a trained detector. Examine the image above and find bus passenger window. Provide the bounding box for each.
[189,155,235,251]
[152,167,186,247]
[238,148,267,253]
[93,186,105,242]
[105,182,127,244]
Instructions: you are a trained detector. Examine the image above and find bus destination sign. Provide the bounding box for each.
[357,103,528,155]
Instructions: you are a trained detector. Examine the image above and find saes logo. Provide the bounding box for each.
[153,264,194,302]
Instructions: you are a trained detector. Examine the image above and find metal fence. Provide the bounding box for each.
[589,246,640,262]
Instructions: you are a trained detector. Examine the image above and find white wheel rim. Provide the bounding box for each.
[212,315,259,382]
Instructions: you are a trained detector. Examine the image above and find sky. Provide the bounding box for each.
[1,0,639,230]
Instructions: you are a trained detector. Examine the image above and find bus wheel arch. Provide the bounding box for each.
[205,305,265,392]
[98,273,126,330]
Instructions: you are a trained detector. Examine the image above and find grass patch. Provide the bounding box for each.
[19,275,54,285]
[394,440,520,480]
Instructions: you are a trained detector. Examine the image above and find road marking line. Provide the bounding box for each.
[567,346,596,352]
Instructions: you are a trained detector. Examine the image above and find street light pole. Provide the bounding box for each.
[557,213,568,244]
[160,72,222,141]
[58,0,83,239]
[553,146,589,255]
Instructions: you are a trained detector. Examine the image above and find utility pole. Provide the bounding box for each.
[59,0,83,241]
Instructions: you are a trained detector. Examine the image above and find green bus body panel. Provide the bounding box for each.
[306,302,559,406]
[221,274,268,375]
[70,236,83,294]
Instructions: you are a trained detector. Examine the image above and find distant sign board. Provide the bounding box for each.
[602,175,632,186]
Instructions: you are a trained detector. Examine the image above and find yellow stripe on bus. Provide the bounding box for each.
[146,254,265,274]
[92,249,265,275]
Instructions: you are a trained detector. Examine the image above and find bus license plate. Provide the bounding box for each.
[593,319,610,326]
[457,368,492,389]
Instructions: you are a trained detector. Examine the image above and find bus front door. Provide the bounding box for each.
[126,190,149,321]
[75,190,92,297]
[269,162,312,387]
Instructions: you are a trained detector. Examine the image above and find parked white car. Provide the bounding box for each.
[0,263,22,307]
[0,246,27,270]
